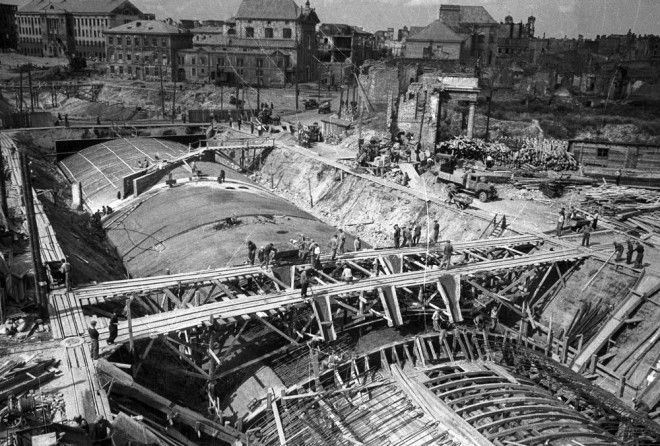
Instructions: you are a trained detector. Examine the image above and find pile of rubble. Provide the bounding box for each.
[0,356,63,429]
[582,186,660,238]
[515,138,578,171]
[437,136,510,163]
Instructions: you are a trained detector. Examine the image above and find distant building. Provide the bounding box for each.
[16,0,144,59]
[317,24,374,65]
[398,25,425,43]
[178,0,320,86]
[0,3,18,50]
[105,20,192,81]
[438,4,498,65]
[404,20,463,61]
[496,15,535,61]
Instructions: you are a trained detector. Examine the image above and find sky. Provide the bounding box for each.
[7,0,660,38]
[128,0,660,38]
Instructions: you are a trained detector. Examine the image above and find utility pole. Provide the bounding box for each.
[485,87,494,141]
[19,153,47,313]
[18,70,23,116]
[256,79,260,110]
[171,77,176,123]
[220,84,224,111]
[159,66,165,118]
[0,152,8,219]
[338,87,343,119]
[27,64,34,113]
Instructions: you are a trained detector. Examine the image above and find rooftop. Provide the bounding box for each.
[439,4,497,29]
[235,0,301,21]
[106,20,189,35]
[407,19,464,43]
[18,0,140,15]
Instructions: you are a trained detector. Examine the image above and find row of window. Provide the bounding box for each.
[108,35,169,47]
[244,27,292,39]
[110,53,169,64]
[77,28,104,38]
[19,27,40,36]
[178,55,285,69]
[75,17,109,28]
[109,65,170,76]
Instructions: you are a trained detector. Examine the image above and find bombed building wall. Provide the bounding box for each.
[357,61,418,108]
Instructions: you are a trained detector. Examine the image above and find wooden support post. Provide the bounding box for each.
[270,389,287,445]
[126,295,135,353]
[133,337,155,378]
[618,375,626,398]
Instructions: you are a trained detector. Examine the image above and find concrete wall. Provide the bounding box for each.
[132,169,169,197]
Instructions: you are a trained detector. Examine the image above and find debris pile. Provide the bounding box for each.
[0,357,62,429]
[515,138,578,171]
[582,186,660,237]
[437,137,510,163]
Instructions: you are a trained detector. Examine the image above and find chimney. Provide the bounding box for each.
[439,5,460,26]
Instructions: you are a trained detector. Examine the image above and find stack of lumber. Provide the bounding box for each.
[582,186,660,238]
[0,357,59,399]
[0,357,61,425]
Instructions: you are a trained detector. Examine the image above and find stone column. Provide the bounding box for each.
[467,102,476,139]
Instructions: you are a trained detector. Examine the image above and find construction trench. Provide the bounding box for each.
[1,84,660,445]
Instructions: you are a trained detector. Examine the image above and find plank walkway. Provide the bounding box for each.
[74,233,547,304]
[100,247,589,344]
[0,133,66,263]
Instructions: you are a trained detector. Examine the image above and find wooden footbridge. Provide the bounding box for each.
[64,235,591,355]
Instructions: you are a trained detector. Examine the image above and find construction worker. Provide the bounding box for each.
[432,220,440,243]
[626,239,635,264]
[592,210,599,230]
[219,169,226,183]
[330,235,339,260]
[613,241,624,262]
[107,311,119,345]
[412,224,422,246]
[615,169,622,186]
[300,267,311,298]
[401,226,410,248]
[313,243,322,269]
[247,240,257,265]
[441,241,453,268]
[257,245,267,267]
[581,222,591,247]
[308,240,317,264]
[634,242,645,269]
[267,246,277,268]
[338,229,346,254]
[298,235,308,261]
[60,258,71,291]
[393,224,401,249]
[556,210,565,237]
[432,309,442,332]
[340,263,353,282]
[88,320,100,360]
[353,236,362,252]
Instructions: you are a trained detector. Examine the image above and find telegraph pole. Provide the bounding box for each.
[485,86,494,141]
[19,153,48,312]
[159,67,165,118]
[27,64,34,113]
[171,77,176,123]
[18,70,23,115]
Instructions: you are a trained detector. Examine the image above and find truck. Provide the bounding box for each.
[436,170,498,202]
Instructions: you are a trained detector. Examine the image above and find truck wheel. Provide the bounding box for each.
[478,191,489,202]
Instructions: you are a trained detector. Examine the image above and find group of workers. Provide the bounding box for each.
[87,309,121,360]
[556,206,646,269]
[614,238,646,269]
[246,241,278,269]
[393,220,442,248]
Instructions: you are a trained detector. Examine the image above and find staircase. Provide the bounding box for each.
[480,214,508,238]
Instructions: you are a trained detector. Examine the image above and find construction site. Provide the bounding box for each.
[0,48,660,446]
